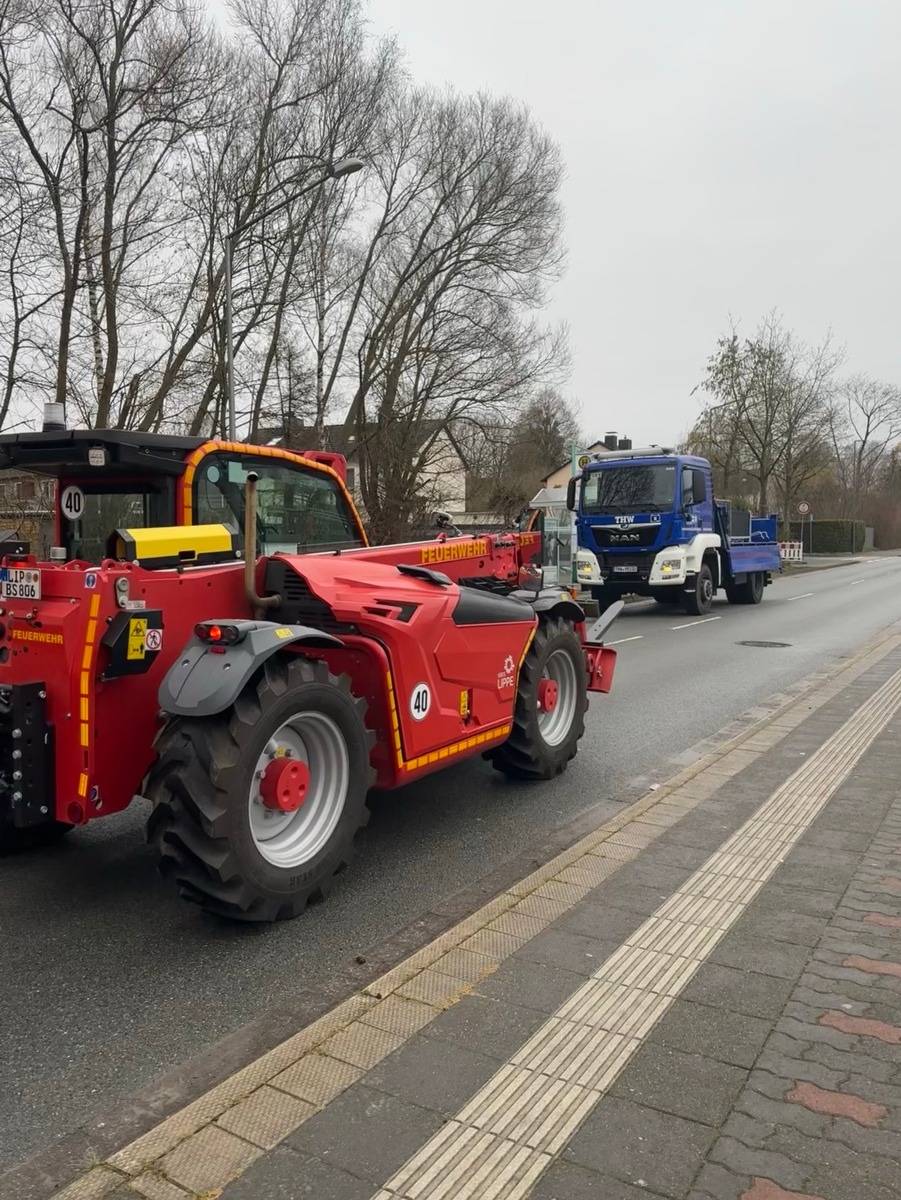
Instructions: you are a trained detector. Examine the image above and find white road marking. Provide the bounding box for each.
[670,616,721,630]
[372,667,901,1200]
[607,635,644,646]
[850,579,866,586]
[787,592,814,602]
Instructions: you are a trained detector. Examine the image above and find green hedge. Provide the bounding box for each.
[780,520,865,554]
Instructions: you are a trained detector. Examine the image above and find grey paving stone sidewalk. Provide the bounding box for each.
[207,652,901,1200]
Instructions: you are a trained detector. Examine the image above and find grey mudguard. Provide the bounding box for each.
[508,586,585,625]
[159,622,343,718]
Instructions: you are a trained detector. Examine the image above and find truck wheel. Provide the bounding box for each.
[489,616,588,781]
[726,572,764,605]
[146,657,375,922]
[0,822,72,854]
[683,564,714,616]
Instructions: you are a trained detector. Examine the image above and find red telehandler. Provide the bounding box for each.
[0,429,621,920]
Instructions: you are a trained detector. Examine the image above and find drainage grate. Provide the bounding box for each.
[737,640,792,648]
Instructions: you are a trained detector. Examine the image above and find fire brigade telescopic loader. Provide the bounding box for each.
[0,430,621,921]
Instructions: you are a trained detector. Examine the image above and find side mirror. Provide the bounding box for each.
[566,476,577,511]
[692,469,708,505]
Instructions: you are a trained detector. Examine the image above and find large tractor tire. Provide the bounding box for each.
[683,563,715,616]
[489,615,588,781]
[726,571,764,605]
[0,822,72,854]
[146,657,375,922]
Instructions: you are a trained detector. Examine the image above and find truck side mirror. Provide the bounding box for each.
[566,477,577,511]
[692,469,708,505]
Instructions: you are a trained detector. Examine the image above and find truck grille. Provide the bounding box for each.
[591,525,660,550]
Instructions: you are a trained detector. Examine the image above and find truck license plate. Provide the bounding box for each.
[612,565,636,573]
[0,568,41,600]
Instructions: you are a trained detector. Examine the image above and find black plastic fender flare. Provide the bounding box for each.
[508,586,585,626]
[159,622,343,718]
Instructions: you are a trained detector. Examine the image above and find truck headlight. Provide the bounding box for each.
[660,559,682,574]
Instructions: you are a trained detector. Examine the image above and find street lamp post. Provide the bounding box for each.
[224,157,364,441]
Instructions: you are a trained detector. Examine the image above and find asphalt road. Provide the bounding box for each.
[2,555,900,1170]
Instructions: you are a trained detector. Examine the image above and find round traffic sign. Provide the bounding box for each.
[797,501,811,516]
[61,485,85,521]
[577,455,591,469]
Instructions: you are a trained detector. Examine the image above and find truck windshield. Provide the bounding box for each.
[581,463,676,514]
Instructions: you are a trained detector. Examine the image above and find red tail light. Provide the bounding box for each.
[194,623,243,646]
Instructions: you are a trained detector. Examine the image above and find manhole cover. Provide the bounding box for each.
[737,640,792,648]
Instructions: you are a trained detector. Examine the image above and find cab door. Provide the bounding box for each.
[680,465,711,534]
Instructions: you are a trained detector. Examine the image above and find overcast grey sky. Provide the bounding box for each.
[367,0,901,447]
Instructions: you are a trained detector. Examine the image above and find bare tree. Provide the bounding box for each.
[137,0,397,436]
[0,150,61,426]
[697,311,842,512]
[327,88,567,540]
[0,0,223,427]
[828,374,901,518]
[462,387,581,521]
[0,0,571,553]
[0,0,396,434]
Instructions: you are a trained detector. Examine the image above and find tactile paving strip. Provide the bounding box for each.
[372,665,901,1200]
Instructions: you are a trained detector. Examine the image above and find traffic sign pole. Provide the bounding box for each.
[797,502,811,556]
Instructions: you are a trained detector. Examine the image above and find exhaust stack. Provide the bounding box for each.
[244,472,281,614]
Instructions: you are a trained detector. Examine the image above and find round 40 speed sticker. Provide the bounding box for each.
[409,682,431,721]
[60,485,86,521]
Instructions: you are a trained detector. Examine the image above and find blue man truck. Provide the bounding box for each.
[566,446,782,616]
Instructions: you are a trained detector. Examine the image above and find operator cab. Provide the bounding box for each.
[0,430,366,565]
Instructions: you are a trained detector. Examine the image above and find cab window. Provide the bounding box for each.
[194,454,363,555]
[62,482,175,563]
